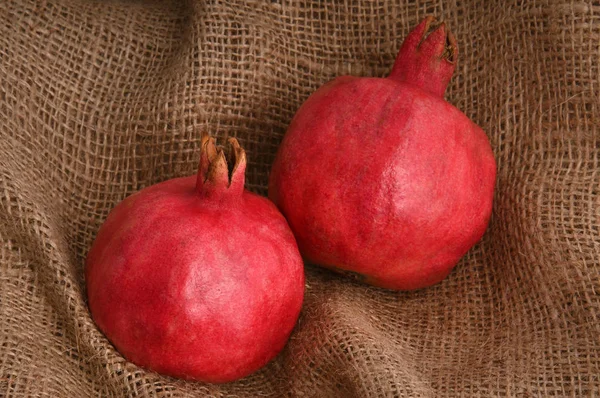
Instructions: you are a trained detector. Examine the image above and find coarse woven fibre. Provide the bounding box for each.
[1,0,599,397]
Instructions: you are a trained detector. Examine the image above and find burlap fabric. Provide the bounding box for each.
[1,0,599,396]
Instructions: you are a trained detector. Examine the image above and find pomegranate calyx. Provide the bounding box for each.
[226,137,246,182]
[388,16,458,97]
[196,133,246,198]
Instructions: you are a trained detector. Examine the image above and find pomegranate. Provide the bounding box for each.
[269,17,496,290]
[86,135,305,383]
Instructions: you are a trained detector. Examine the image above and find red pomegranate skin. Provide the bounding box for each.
[269,17,496,290]
[86,136,304,383]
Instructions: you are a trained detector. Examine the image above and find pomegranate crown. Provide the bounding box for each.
[389,16,458,97]
[196,133,246,198]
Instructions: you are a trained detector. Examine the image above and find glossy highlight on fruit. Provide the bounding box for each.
[269,17,496,290]
[86,134,305,383]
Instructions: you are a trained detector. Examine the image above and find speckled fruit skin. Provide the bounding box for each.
[86,136,305,383]
[268,17,496,290]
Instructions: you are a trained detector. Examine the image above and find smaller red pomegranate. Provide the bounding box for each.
[86,134,304,383]
[269,17,497,290]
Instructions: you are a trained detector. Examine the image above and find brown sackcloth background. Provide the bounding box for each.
[1,0,599,396]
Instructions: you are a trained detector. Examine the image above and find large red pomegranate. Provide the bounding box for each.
[269,17,496,290]
[86,135,305,383]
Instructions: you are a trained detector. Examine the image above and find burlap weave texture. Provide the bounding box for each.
[1,0,599,396]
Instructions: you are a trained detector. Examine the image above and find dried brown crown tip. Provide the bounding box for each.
[412,16,458,63]
[444,30,457,63]
[199,133,247,191]
[226,137,246,178]
[201,133,218,162]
